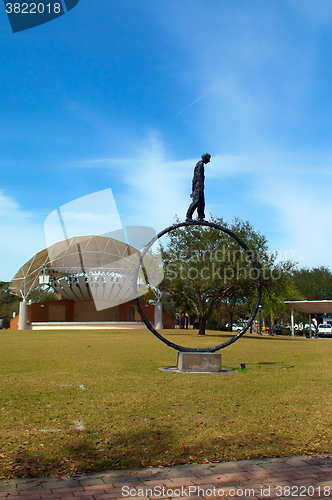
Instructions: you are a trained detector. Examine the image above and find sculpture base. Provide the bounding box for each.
[177,352,221,372]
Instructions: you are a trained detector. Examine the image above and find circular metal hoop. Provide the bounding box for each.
[134,220,261,352]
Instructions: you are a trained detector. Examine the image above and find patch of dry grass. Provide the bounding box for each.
[0,329,331,478]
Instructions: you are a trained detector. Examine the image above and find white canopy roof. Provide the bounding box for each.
[10,235,141,303]
[285,300,332,314]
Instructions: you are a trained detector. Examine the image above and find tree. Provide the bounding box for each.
[161,215,294,335]
[290,266,332,329]
[28,288,59,303]
[259,260,297,333]
[292,266,332,300]
[0,282,21,328]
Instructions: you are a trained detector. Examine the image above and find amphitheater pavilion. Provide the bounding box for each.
[9,234,174,330]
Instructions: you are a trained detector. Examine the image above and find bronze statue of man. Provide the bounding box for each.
[186,153,211,221]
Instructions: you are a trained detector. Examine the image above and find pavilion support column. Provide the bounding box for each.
[291,307,295,337]
[154,301,163,329]
[18,301,28,330]
[309,313,312,338]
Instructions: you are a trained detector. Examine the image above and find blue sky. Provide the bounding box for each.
[1,0,332,280]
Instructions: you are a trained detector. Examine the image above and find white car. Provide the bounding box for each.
[317,324,332,337]
[226,323,242,332]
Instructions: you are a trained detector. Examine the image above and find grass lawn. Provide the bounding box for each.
[0,329,332,478]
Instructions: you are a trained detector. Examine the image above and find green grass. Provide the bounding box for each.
[0,329,332,478]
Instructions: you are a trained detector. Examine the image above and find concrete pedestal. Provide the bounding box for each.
[177,352,221,372]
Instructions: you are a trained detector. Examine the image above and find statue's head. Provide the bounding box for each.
[201,153,211,164]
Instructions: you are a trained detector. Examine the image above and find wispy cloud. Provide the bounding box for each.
[78,136,332,271]
[256,172,332,268]
[176,85,221,116]
[0,190,37,219]
[74,135,244,231]
[0,191,46,280]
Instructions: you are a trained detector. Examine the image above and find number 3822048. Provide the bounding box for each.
[5,3,61,14]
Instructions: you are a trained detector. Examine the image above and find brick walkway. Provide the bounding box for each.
[1,455,332,500]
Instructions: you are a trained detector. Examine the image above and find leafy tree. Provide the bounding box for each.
[247,256,299,333]
[0,282,21,328]
[292,266,332,300]
[28,288,60,303]
[0,283,59,328]
[290,266,332,329]
[161,215,294,335]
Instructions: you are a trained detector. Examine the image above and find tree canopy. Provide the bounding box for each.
[160,215,294,335]
[291,266,332,301]
[0,282,20,328]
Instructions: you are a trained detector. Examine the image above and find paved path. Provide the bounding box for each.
[1,455,332,500]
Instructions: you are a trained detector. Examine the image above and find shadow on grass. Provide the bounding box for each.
[5,422,314,479]
[252,362,295,368]
[239,335,304,341]
[176,432,303,464]
[163,331,233,338]
[162,331,306,342]
[6,424,175,477]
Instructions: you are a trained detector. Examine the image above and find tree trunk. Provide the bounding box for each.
[227,310,233,332]
[198,315,207,335]
[271,313,275,336]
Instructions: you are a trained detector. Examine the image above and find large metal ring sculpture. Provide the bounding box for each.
[134,220,261,352]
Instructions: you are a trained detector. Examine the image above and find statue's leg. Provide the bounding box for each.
[186,193,199,220]
[197,193,205,220]
[186,201,197,220]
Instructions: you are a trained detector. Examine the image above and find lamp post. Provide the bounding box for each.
[259,305,262,335]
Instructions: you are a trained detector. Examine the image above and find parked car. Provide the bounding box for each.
[225,323,242,332]
[317,324,332,338]
[274,326,282,335]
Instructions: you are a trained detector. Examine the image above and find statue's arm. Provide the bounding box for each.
[192,164,199,192]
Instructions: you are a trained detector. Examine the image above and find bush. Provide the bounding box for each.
[206,318,224,330]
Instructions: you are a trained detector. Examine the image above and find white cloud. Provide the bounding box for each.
[78,137,254,233]
[0,190,35,219]
[256,174,332,268]
[71,135,332,271]
[0,191,45,281]
[79,135,239,231]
